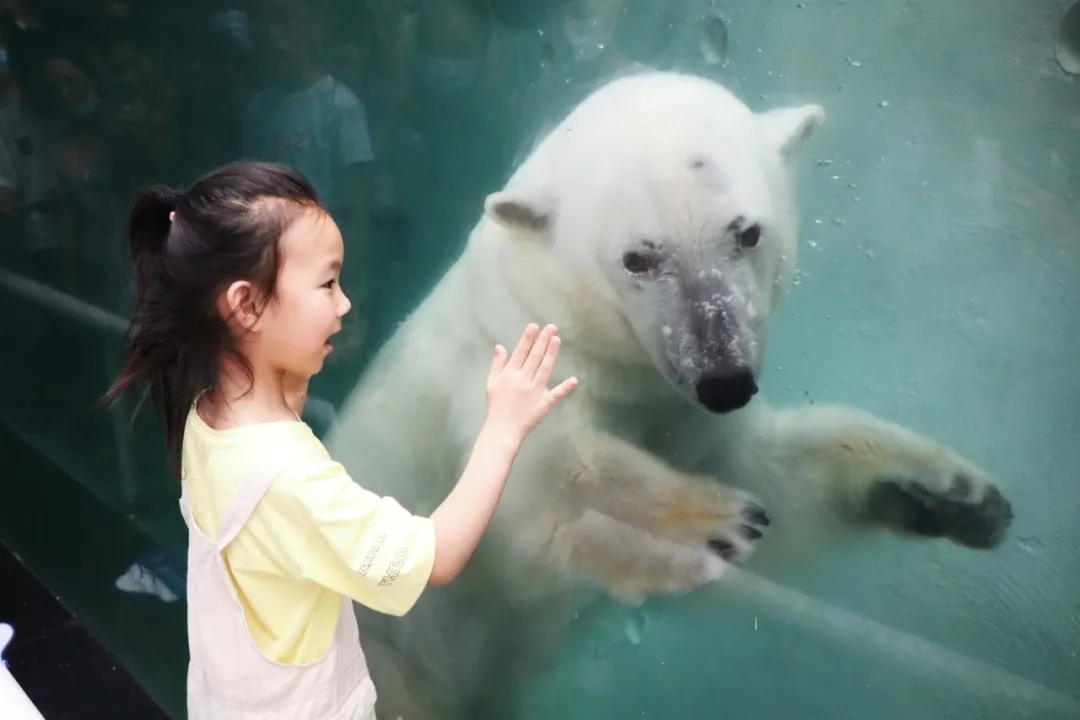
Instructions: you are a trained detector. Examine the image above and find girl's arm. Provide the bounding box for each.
[426,421,520,586]
[426,323,578,586]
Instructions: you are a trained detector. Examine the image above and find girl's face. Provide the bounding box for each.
[246,207,352,379]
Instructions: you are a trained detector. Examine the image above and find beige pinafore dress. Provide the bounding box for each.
[180,452,378,719]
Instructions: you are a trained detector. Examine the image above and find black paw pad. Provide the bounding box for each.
[867,476,1013,549]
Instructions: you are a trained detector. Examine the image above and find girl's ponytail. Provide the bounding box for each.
[126,185,179,291]
[105,185,190,477]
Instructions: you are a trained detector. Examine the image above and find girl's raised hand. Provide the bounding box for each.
[485,323,579,444]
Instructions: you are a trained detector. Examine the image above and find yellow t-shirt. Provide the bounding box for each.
[181,407,437,665]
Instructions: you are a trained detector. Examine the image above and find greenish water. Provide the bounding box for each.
[0,1,1077,718]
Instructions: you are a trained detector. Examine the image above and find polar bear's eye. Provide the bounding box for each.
[622,251,660,276]
[737,224,762,249]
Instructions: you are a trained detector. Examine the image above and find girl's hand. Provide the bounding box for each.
[485,323,578,446]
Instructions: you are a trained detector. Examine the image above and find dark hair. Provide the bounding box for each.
[105,160,323,480]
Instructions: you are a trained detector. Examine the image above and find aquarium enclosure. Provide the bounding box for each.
[0,0,1077,718]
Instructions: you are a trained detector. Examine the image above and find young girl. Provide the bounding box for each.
[107,160,578,719]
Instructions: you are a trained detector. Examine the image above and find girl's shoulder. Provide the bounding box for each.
[182,409,336,532]
[183,407,329,474]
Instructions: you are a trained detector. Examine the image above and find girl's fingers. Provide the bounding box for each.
[489,344,508,378]
[508,323,540,369]
[534,334,562,384]
[548,376,579,401]
[523,324,557,375]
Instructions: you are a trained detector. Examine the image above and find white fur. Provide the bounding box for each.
[325,70,1011,720]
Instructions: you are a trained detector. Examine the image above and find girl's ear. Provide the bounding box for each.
[221,280,263,332]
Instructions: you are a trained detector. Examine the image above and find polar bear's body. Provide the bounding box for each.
[324,71,1012,720]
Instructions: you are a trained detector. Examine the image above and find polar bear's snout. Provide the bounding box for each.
[694,368,758,413]
[655,261,765,413]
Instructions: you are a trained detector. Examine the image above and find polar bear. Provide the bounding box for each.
[324,70,1013,719]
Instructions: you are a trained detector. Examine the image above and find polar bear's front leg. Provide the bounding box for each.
[761,404,1013,548]
[523,429,769,602]
[566,429,772,561]
[553,511,730,604]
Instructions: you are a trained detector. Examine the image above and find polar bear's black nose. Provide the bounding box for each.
[695,370,758,413]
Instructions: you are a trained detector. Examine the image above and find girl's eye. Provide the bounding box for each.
[323,279,337,289]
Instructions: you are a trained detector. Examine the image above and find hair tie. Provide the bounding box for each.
[167,190,183,224]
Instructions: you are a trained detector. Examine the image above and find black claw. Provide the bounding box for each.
[743,503,770,526]
[708,539,735,558]
[740,524,763,540]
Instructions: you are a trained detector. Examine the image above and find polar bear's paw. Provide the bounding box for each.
[866,465,1012,549]
[651,484,771,565]
[703,498,771,565]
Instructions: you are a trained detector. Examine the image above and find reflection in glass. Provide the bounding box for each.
[0,1,1077,719]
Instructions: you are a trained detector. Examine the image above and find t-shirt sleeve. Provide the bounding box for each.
[257,456,436,617]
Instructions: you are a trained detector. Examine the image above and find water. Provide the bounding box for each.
[0,0,1077,718]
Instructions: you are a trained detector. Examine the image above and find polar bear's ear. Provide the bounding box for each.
[484,191,556,237]
[757,104,825,163]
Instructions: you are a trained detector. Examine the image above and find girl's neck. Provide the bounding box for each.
[198,355,296,430]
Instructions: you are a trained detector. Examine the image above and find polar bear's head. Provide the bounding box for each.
[482,72,823,414]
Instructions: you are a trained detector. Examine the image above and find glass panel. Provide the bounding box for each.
[0,0,1077,718]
